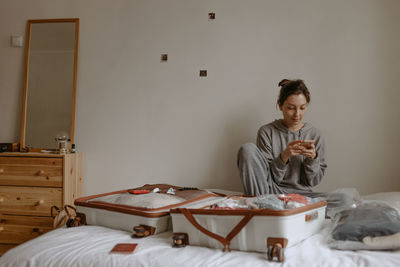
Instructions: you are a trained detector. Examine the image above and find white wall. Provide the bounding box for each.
[1,0,400,195]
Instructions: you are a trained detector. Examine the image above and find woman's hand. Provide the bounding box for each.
[299,143,317,159]
[280,140,303,164]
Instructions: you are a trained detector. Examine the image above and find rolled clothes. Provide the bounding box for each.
[332,203,400,242]
[363,232,400,249]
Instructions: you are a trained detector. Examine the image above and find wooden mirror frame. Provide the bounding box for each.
[20,18,79,152]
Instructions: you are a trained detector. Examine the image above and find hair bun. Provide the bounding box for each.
[278,79,291,87]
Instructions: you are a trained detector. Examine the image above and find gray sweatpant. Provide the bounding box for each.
[237,143,353,214]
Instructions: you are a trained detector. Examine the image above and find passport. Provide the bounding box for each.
[110,243,138,254]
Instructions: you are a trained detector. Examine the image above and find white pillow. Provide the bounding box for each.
[362,192,400,213]
[362,192,400,202]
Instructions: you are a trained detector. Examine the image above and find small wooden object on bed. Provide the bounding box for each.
[0,152,83,255]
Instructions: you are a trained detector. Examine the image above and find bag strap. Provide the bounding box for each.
[63,205,76,217]
[179,208,254,252]
[225,213,255,250]
[50,206,60,218]
[180,208,227,249]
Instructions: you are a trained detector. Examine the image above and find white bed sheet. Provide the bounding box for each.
[1,221,400,267]
[2,190,400,267]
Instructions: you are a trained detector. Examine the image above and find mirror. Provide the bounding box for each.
[20,18,79,151]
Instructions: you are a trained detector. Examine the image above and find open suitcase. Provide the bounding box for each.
[170,196,327,262]
[74,184,223,237]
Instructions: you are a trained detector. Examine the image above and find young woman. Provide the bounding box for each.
[237,79,327,196]
[237,79,351,214]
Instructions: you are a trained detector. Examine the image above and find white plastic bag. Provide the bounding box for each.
[326,200,400,250]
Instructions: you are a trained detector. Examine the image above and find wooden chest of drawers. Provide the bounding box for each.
[0,153,82,255]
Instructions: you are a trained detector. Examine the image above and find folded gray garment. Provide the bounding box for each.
[253,194,286,210]
[332,202,400,242]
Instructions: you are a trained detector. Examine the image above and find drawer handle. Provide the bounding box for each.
[35,200,45,206]
[37,170,46,175]
[32,228,42,233]
[0,197,4,202]
[0,168,4,174]
[0,226,4,232]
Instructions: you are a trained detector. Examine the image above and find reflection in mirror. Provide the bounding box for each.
[21,19,79,151]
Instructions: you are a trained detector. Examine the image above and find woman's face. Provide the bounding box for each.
[279,93,308,129]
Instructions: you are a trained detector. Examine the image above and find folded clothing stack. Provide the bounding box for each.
[327,201,400,250]
[210,193,315,210]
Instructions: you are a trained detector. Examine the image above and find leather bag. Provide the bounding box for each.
[51,205,78,228]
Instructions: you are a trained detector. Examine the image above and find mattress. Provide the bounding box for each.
[1,191,400,267]
[1,222,400,267]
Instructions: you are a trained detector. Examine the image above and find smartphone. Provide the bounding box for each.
[300,140,315,148]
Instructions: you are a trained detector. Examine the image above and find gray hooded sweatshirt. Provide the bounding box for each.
[256,119,327,192]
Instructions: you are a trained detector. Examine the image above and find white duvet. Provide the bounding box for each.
[1,221,400,267]
[2,191,400,267]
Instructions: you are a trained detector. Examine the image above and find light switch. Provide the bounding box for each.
[11,35,23,47]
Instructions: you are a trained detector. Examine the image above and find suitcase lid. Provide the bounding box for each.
[74,184,224,218]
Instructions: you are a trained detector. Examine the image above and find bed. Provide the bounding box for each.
[1,191,400,267]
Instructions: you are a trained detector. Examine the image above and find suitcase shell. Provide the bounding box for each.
[170,200,327,253]
[74,184,223,235]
